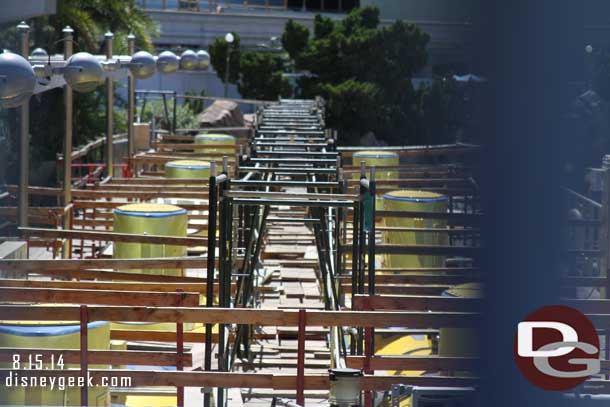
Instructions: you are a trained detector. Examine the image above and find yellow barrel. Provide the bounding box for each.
[439,283,481,358]
[165,160,211,179]
[113,203,187,276]
[351,151,399,210]
[194,133,236,155]
[382,190,448,269]
[0,321,110,406]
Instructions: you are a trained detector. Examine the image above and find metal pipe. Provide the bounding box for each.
[127,33,135,159]
[296,309,306,406]
[204,161,217,407]
[79,305,89,406]
[105,32,114,178]
[62,26,74,259]
[17,21,30,228]
[224,46,230,98]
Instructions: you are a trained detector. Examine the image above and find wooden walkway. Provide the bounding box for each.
[236,186,330,406]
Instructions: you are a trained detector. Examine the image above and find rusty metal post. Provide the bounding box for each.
[297,309,306,406]
[204,162,217,407]
[176,289,185,407]
[79,305,89,406]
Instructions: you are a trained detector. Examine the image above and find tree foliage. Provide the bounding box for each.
[281,19,309,61]
[208,32,241,84]
[238,52,292,101]
[292,6,430,145]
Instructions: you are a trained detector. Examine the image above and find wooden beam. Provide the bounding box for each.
[353,295,480,312]
[0,306,480,328]
[107,178,209,185]
[0,279,233,295]
[374,267,478,274]
[110,329,275,343]
[342,284,450,296]
[371,274,475,285]
[341,244,480,257]
[346,355,479,371]
[73,200,208,211]
[152,143,238,151]
[0,369,478,390]
[0,287,199,307]
[0,257,208,272]
[0,348,192,367]
[88,184,210,192]
[4,267,207,283]
[70,189,209,200]
[19,228,208,246]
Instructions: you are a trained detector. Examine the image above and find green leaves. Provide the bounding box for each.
[281,19,309,61]
[238,52,291,101]
[208,32,241,84]
[287,6,430,145]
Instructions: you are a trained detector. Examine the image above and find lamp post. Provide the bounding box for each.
[105,32,114,178]
[62,25,74,228]
[127,33,136,160]
[17,21,30,228]
[224,32,234,98]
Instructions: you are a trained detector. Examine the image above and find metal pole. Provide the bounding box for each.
[17,21,30,228]
[204,162,217,407]
[296,309,306,406]
[105,32,114,178]
[62,25,74,259]
[127,33,136,159]
[173,91,177,134]
[79,305,89,406]
[224,46,230,98]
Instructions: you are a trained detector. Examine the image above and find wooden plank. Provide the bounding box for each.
[0,306,480,328]
[0,257,209,272]
[0,287,199,307]
[353,295,480,312]
[3,267,208,283]
[108,178,209,185]
[74,200,208,211]
[342,284,451,296]
[374,267,478,273]
[0,369,477,390]
[346,355,479,371]
[0,348,191,367]
[371,274,475,285]
[71,189,209,200]
[0,279,230,295]
[341,244,479,257]
[110,330,273,343]
[19,227,208,246]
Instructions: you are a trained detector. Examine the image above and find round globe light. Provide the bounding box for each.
[225,32,235,44]
[0,52,36,107]
[180,49,198,70]
[157,50,179,74]
[196,50,210,70]
[130,50,156,79]
[0,51,36,108]
[64,52,104,93]
[31,48,48,59]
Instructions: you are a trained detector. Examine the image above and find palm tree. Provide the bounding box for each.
[39,0,158,53]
